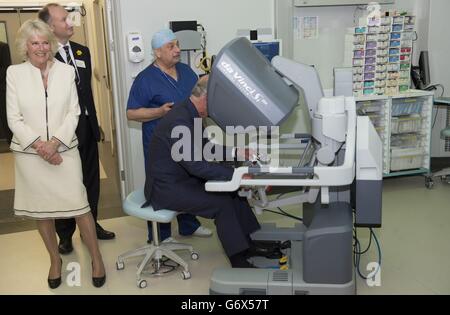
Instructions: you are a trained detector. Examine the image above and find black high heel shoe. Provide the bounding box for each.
[92,262,106,288]
[48,258,62,289]
[48,277,62,289]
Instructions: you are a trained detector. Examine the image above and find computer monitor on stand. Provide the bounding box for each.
[411,51,431,90]
[252,40,282,62]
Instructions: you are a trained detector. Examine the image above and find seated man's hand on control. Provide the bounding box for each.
[236,148,256,161]
[241,174,254,191]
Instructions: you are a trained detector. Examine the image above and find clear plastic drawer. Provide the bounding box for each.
[390,148,424,171]
[390,115,421,134]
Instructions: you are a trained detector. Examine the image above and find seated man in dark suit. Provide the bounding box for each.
[145,75,260,268]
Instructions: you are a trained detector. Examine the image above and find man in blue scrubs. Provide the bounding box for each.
[127,29,212,242]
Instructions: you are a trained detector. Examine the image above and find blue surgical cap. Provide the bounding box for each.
[151,29,177,50]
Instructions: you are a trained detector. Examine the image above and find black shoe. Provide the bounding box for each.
[247,244,283,259]
[48,277,62,289]
[58,238,73,255]
[229,252,256,268]
[92,262,106,288]
[92,274,106,288]
[96,223,115,240]
[48,259,62,289]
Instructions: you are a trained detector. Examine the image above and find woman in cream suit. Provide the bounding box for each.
[6,19,105,289]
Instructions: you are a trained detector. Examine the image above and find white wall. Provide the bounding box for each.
[292,5,354,90]
[110,0,444,192]
[292,0,428,89]
[428,0,450,93]
[428,0,450,157]
[112,0,275,191]
[275,0,431,135]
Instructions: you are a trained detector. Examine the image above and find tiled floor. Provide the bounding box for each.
[1,175,450,295]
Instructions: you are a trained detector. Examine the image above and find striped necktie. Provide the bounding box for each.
[63,45,80,84]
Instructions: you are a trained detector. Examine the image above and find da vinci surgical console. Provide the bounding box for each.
[205,37,382,295]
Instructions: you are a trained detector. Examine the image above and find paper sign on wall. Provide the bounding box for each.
[67,12,81,27]
[294,16,319,40]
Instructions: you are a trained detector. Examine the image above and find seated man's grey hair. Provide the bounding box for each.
[191,77,208,97]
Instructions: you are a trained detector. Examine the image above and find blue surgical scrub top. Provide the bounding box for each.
[127,62,198,167]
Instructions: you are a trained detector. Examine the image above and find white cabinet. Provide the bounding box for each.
[356,90,434,177]
[294,0,394,7]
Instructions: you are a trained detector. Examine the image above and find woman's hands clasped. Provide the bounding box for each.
[33,139,63,165]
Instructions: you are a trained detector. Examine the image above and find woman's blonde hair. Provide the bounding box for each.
[15,19,58,61]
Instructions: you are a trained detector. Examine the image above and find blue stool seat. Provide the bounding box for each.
[441,127,450,138]
[123,189,177,223]
[427,127,450,188]
[117,189,199,288]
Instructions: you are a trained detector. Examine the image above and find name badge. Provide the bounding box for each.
[75,59,86,68]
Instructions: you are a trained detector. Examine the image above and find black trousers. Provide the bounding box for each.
[55,116,100,240]
[153,186,261,257]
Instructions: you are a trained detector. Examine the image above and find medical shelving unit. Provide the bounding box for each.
[352,13,415,97]
[356,90,434,183]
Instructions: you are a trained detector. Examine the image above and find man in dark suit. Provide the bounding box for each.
[146,76,261,268]
[0,41,12,144]
[39,3,115,254]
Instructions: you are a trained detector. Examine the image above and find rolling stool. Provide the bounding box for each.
[425,97,450,188]
[116,189,199,288]
[426,127,450,188]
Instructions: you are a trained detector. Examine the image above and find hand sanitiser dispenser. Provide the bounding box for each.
[127,32,145,63]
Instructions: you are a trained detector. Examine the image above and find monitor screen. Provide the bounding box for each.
[412,51,431,90]
[252,40,281,62]
[419,51,431,88]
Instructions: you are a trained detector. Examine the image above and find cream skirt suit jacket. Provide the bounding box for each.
[7,60,90,219]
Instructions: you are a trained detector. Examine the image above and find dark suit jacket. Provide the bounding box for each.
[145,99,261,257]
[0,41,12,142]
[145,99,234,210]
[55,41,100,144]
[0,41,9,94]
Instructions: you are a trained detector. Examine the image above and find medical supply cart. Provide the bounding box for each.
[356,90,434,186]
[352,13,416,97]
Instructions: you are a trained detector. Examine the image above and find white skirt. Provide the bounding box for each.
[13,148,91,220]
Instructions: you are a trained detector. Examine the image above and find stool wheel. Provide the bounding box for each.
[116,261,125,270]
[181,271,191,280]
[425,176,434,189]
[191,252,199,260]
[137,279,147,288]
